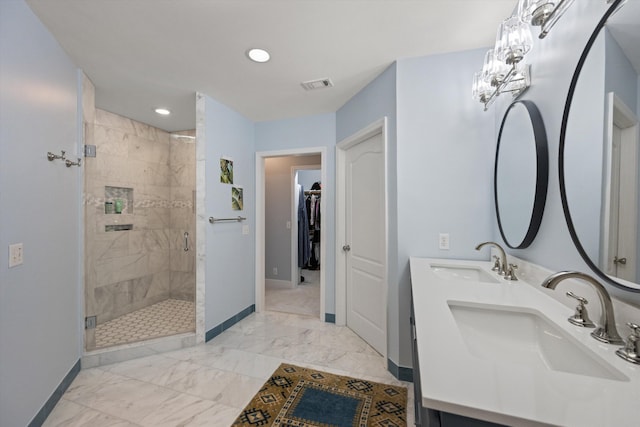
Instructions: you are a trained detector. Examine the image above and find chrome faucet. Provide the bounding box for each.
[541,271,624,345]
[475,241,507,276]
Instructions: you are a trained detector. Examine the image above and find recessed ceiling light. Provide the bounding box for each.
[154,108,171,115]
[247,48,270,63]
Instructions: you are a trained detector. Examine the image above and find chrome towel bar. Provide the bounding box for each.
[209,216,246,223]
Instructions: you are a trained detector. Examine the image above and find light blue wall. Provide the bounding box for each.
[336,64,398,142]
[605,29,638,115]
[336,64,399,361]
[0,1,82,425]
[256,113,336,311]
[203,95,256,329]
[563,33,606,267]
[396,50,496,367]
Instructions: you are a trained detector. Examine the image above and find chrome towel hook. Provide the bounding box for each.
[65,158,82,167]
[47,150,66,161]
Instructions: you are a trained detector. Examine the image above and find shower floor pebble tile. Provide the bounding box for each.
[95,299,195,348]
[45,311,413,427]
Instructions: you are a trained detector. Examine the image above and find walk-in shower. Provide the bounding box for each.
[82,85,196,350]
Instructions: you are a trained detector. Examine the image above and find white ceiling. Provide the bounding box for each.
[26,0,518,131]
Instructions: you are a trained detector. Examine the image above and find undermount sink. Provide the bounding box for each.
[448,302,628,382]
[430,264,500,283]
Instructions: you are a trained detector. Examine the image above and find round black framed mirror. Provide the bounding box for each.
[559,0,640,292]
[495,100,549,249]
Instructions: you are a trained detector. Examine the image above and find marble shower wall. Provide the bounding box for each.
[84,106,195,345]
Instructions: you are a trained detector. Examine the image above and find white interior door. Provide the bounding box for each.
[604,94,638,282]
[607,125,622,276]
[344,130,387,355]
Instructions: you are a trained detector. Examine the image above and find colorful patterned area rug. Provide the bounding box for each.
[233,363,407,427]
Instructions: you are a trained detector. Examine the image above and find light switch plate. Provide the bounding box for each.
[9,243,23,267]
[242,225,250,235]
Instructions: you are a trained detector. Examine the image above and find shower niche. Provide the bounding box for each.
[105,186,133,215]
[104,186,134,232]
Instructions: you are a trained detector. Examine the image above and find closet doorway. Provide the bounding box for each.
[256,148,326,320]
[292,166,322,287]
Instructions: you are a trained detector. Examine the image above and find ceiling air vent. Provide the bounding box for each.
[301,78,334,91]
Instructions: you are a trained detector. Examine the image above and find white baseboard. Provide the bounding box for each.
[265,278,295,290]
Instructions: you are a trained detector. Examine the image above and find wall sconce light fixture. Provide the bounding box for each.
[472,14,532,110]
[473,0,612,110]
[496,16,533,64]
[518,0,575,39]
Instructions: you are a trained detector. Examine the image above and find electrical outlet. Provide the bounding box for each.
[9,243,23,267]
[272,267,278,276]
[286,221,291,229]
[242,225,250,235]
[438,233,450,250]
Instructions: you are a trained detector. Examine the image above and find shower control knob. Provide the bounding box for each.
[342,244,351,252]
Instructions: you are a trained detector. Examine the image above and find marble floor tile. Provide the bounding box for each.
[61,369,131,402]
[163,365,240,401]
[64,376,191,422]
[193,347,283,379]
[178,401,241,427]
[42,399,136,427]
[161,341,225,363]
[47,311,414,426]
[100,354,203,387]
[265,269,320,317]
[135,395,215,427]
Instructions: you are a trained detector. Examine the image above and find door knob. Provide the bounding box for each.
[342,244,351,252]
[614,256,627,265]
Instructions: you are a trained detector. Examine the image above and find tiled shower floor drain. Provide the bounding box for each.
[95,299,195,349]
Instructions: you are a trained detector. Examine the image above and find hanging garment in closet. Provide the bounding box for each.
[298,186,311,267]
[306,195,312,226]
[314,196,320,230]
[309,195,320,269]
[310,195,317,226]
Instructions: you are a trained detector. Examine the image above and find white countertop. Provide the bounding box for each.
[410,257,640,427]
